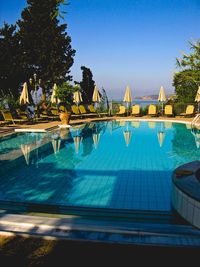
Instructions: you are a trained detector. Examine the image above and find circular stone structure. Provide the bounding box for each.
[172,160,200,229]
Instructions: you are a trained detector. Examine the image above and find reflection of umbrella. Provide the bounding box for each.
[21,144,31,165]
[92,86,101,103]
[157,131,165,147]
[195,86,200,112]
[73,91,83,105]
[20,82,30,105]
[123,130,131,147]
[73,136,82,154]
[123,85,132,115]
[158,86,166,115]
[52,139,61,154]
[51,83,60,104]
[191,131,200,148]
[93,133,100,149]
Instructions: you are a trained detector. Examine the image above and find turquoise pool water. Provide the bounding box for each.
[0,121,199,217]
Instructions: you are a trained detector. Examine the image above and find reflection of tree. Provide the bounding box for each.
[171,124,200,164]
[79,122,108,156]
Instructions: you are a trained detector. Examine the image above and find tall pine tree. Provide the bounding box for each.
[17,0,75,92]
[79,66,95,104]
[0,23,23,97]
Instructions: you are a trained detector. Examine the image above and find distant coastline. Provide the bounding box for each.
[135,95,158,100]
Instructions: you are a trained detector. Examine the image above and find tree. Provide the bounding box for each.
[0,23,23,97]
[17,0,75,93]
[79,66,95,104]
[173,40,200,102]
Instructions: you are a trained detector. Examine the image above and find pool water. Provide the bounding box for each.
[0,121,199,217]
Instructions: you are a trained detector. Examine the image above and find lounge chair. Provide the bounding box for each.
[148,105,157,116]
[131,105,140,116]
[179,105,195,117]
[88,104,108,117]
[71,105,82,119]
[116,105,126,116]
[1,110,29,125]
[40,109,59,120]
[164,105,173,117]
[79,105,97,118]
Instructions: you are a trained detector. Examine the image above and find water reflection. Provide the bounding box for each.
[191,129,200,149]
[21,144,31,165]
[171,123,200,164]
[123,130,132,147]
[131,121,140,128]
[51,139,61,154]
[73,136,82,154]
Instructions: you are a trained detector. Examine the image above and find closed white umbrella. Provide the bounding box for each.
[51,83,60,104]
[123,85,132,115]
[92,86,101,103]
[20,82,30,105]
[158,86,166,115]
[73,91,83,105]
[195,86,200,112]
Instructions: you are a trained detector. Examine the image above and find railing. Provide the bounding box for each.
[191,113,200,129]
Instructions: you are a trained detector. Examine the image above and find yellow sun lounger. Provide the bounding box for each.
[148,105,157,116]
[116,105,126,116]
[1,110,29,125]
[131,105,140,116]
[164,105,173,116]
[179,105,195,117]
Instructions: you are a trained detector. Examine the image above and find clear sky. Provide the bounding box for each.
[0,0,200,99]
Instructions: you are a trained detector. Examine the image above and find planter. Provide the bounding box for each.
[59,111,71,125]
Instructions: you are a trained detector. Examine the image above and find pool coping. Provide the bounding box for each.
[8,117,192,133]
[1,117,200,247]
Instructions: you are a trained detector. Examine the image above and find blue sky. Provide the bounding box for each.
[0,0,200,99]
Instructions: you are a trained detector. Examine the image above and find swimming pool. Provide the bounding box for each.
[0,121,199,222]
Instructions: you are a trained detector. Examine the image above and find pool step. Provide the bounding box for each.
[0,213,200,248]
[0,200,184,225]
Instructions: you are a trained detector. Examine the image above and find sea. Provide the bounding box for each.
[112,99,158,108]
[133,99,158,108]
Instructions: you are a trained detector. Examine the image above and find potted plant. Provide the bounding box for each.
[55,82,75,125]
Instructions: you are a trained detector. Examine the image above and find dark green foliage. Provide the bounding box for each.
[79,66,95,104]
[56,82,75,106]
[173,40,200,103]
[0,0,75,100]
[0,23,24,98]
[17,0,75,92]
[173,69,200,103]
